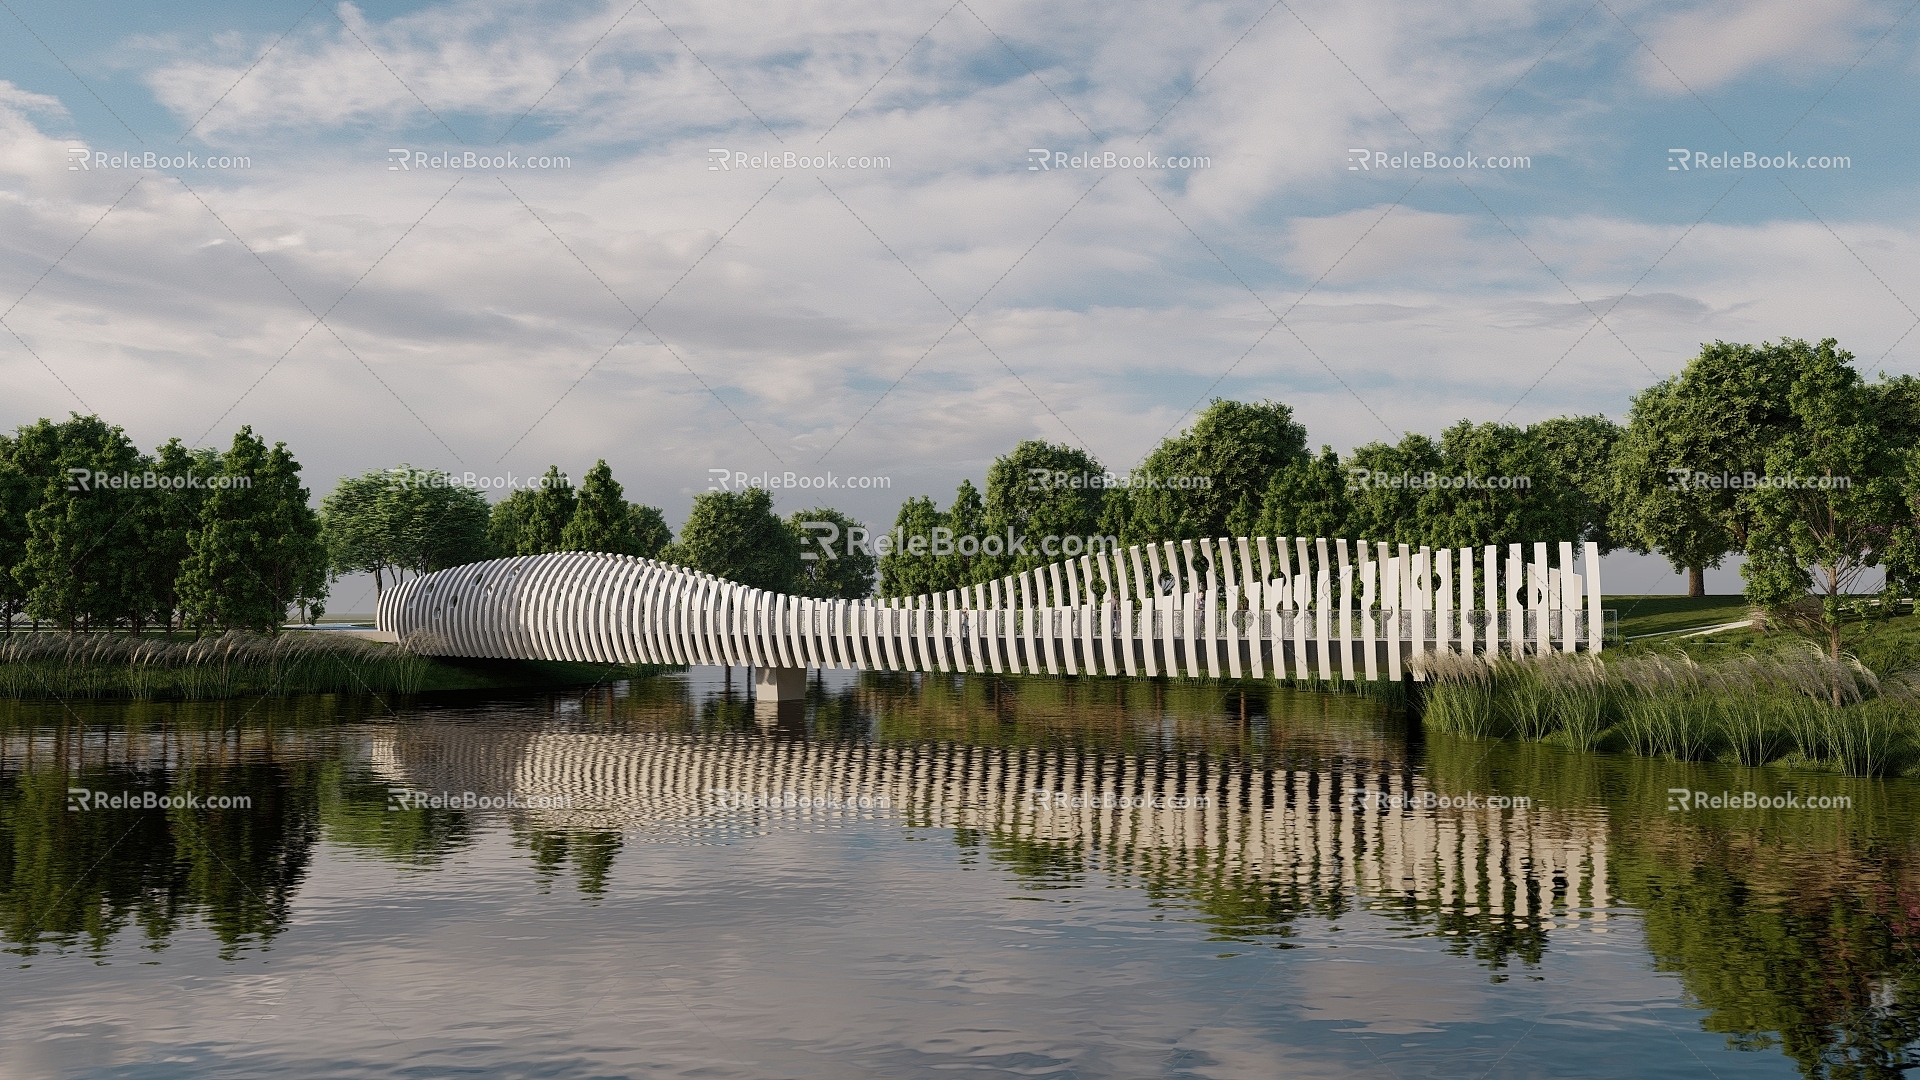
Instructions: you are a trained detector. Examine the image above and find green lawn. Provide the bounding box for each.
[1609,594,1754,639]
[1608,601,1920,678]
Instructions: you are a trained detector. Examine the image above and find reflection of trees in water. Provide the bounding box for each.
[578,670,1405,765]
[863,674,1400,763]
[388,689,1613,977]
[8,681,1920,1079]
[0,708,624,958]
[319,759,477,866]
[1618,830,1920,1078]
[514,821,623,899]
[1425,728,1920,1076]
[0,760,318,959]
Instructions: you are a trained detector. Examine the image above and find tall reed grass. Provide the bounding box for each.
[1413,644,1920,777]
[0,631,433,700]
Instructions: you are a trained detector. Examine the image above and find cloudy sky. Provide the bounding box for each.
[2,0,1915,604]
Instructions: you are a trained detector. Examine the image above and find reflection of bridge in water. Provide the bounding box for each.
[379,537,1605,699]
[372,723,1614,933]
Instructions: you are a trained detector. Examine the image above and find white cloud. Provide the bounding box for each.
[1636,0,1880,91]
[0,79,69,116]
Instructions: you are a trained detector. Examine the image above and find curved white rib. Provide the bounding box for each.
[377,539,1604,681]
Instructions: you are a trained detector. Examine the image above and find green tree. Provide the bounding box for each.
[320,472,393,595]
[672,487,801,591]
[1343,433,1444,548]
[1610,341,1801,596]
[1114,399,1308,542]
[936,479,989,590]
[561,460,637,554]
[0,423,65,629]
[519,467,576,555]
[1529,414,1624,552]
[0,434,29,628]
[1881,375,1920,603]
[1415,420,1587,554]
[488,489,535,557]
[1255,446,1353,540]
[982,441,1107,577]
[627,503,671,559]
[1740,341,1901,659]
[788,507,876,599]
[16,415,145,631]
[879,495,946,597]
[177,427,327,633]
[387,473,490,577]
[321,468,491,598]
[138,438,222,632]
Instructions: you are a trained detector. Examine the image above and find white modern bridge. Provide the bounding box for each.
[377,537,1604,700]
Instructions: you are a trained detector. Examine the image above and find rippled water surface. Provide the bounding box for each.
[3,671,1917,1078]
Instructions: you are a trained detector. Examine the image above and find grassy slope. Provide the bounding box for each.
[1612,606,1920,678]
[1610,594,1754,639]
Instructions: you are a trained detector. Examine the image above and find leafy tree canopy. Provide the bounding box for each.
[1114,399,1308,543]
[561,460,637,555]
[983,441,1106,577]
[671,486,801,592]
[789,506,877,599]
[1740,340,1903,657]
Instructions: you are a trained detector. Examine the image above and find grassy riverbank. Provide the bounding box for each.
[1612,594,1756,639]
[1415,643,1920,777]
[0,632,666,700]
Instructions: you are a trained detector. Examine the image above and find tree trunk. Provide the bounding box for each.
[1688,566,1705,598]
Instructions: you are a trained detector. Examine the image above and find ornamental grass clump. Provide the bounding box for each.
[1707,660,1791,767]
[1819,700,1904,777]
[1610,654,1716,760]
[1744,645,1913,776]
[1494,655,1557,741]
[1411,652,1500,737]
[1540,654,1609,751]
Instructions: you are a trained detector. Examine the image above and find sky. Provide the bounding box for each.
[2,0,1916,607]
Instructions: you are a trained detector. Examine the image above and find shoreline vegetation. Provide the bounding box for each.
[1413,644,1920,778]
[0,631,667,700]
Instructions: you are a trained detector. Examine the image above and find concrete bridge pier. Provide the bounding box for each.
[754,666,807,702]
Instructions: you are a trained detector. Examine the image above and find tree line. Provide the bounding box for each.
[0,416,325,633]
[871,399,1612,597]
[319,464,879,603]
[878,338,1920,657]
[0,417,878,634]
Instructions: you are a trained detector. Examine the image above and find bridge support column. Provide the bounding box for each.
[754,666,807,702]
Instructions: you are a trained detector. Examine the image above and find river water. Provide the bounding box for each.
[2,671,1915,1078]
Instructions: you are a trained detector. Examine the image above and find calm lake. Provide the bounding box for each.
[3,671,1915,1078]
